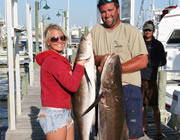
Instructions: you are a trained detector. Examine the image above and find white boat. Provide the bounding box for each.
[157,5,180,108]
[156,4,180,132]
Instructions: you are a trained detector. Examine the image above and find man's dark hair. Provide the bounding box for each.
[97,0,119,9]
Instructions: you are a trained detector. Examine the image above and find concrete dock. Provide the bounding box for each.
[4,66,180,140]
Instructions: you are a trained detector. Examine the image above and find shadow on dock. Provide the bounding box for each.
[139,112,180,140]
[29,106,45,140]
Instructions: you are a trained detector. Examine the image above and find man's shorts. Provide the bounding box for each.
[141,80,158,106]
[37,107,73,134]
[123,84,144,139]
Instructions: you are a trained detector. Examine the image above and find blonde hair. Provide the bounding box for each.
[43,24,68,50]
[44,24,68,42]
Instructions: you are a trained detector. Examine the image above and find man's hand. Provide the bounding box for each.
[94,54,110,73]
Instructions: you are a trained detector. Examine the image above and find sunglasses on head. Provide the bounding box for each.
[50,35,67,42]
[98,0,114,4]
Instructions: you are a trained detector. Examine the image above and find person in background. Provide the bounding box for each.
[91,0,148,139]
[141,20,166,140]
[35,24,88,140]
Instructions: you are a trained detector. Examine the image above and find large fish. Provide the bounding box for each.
[97,54,129,140]
[71,33,96,140]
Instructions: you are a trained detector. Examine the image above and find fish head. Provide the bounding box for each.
[76,33,93,61]
[101,54,122,89]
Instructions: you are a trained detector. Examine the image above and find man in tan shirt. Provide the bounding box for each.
[91,0,148,139]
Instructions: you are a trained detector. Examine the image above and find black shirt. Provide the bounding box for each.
[141,37,166,80]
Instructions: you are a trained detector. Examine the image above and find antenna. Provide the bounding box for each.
[136,0,144,28]
[169,0,174,6]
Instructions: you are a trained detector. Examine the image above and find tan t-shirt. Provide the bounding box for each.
[91,22,148,87]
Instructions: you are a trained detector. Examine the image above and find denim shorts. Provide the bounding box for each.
[122,84,144,139]
[37,107,73,134]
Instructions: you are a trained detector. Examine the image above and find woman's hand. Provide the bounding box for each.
[76,58,90,66]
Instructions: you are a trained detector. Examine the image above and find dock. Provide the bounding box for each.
[5,67,45,140]
[4,66,180,140]
[139,113,180,140]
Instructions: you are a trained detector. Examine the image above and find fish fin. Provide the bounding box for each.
[84,70,91,85]
[81,93,104,117]
[84,71,93,93]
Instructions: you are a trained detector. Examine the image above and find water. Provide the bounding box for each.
[0,72,8,140]
[0,70,29,140]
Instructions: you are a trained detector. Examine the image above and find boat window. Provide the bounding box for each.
[167,29,180,44]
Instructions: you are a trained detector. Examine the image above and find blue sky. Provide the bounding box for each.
[0,0,179,28]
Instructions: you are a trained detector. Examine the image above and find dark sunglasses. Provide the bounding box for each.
[50,35,67,42]
[143,29,153,32]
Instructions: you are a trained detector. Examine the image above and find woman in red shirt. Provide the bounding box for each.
[36,24,87,140]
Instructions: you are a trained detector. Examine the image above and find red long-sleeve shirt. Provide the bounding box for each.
[35,50,84,109]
